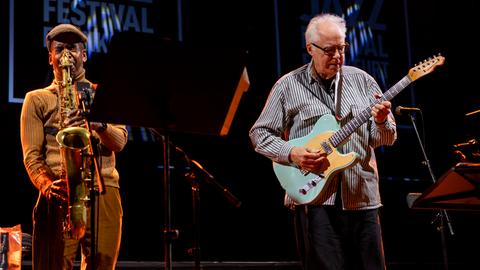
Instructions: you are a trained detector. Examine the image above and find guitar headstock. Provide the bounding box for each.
[408,54,445,81]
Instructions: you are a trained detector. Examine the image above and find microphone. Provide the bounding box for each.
[191,160,215,180]
[453,139,477,148]
[395,106,421,116]
[190,160,242,208]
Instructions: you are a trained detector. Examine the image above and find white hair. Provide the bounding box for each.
[305,13,347,44]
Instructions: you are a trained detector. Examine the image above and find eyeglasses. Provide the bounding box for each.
[311,42,349,56]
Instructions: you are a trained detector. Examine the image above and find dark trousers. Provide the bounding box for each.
[294,203,386,270]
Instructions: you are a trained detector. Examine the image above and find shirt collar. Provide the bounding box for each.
[307,60,317,85]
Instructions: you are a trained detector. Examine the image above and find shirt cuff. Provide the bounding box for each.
[278,143,294,164]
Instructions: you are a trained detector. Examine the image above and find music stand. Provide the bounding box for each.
[88,31,249,269]
[411,162,480,210]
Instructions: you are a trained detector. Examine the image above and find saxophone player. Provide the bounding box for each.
[20,23,128,270]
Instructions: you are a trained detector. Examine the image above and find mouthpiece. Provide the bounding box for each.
[59,49,74,69]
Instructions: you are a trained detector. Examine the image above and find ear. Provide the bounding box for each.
[306,43,314,56]
[48,51,54,66]
[82,49,87,62]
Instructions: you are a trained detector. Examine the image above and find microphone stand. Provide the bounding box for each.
[184,169,201,270]
[176,147,241,270]
[406,111,454,270]
[162,132,176,270]
[78,85,105,270]
[148,129,179,270]
[148,129,241,269]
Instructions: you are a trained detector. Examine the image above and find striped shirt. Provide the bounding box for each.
[249,61,397,210]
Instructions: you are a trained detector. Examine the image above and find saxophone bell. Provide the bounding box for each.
[57,46,96,240]
[56,126,92,240]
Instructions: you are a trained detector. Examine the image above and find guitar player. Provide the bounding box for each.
[249,13,397,270]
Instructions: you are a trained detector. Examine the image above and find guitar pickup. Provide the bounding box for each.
[298,174,325,195]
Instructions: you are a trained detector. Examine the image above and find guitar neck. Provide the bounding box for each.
[329,75,412,147]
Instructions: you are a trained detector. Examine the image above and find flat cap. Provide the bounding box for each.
[45,23,87,49]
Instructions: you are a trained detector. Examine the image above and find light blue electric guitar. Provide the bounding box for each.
[273,54,445,205]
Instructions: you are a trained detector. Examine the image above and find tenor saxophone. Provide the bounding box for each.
[56,48,92,240]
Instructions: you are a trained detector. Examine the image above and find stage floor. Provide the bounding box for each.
[19,260,476,269]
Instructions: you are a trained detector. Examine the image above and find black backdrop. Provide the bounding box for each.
[1,0,480,267]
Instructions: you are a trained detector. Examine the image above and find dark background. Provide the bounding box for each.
[1,0,480,267]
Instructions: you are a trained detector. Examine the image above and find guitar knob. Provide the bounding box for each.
[299,189,307,195]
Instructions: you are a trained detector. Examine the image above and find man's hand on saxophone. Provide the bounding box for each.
[63,110,85,128]
[64,109,107,133]
[43,179,68,205]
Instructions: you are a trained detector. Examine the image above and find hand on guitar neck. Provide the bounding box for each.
[371,95,392,124]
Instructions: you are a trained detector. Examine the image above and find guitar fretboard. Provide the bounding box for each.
[329,76,412,147]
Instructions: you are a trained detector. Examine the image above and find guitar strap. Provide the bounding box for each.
[334,68,343,121]
[333,69,344,202]
[311,66,343,121]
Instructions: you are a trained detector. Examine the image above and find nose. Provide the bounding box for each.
[331,49,341,58]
